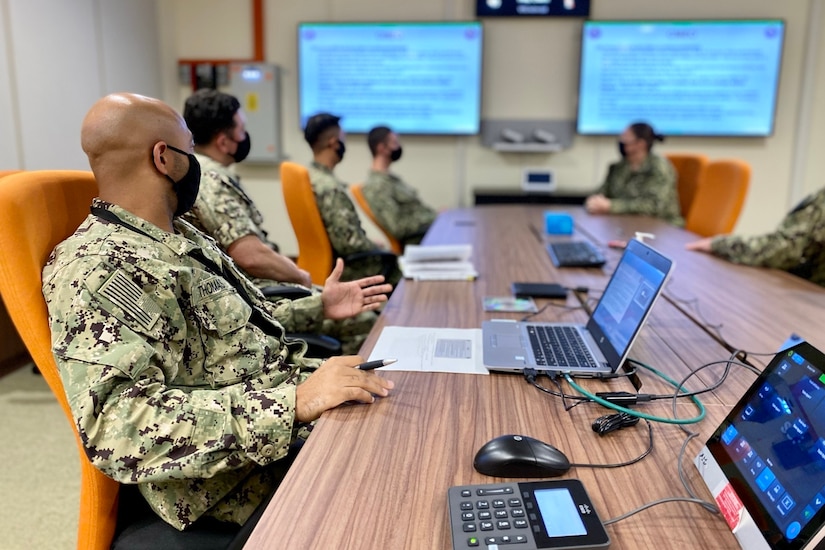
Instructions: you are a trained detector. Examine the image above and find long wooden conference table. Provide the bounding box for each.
[245,206,825,549]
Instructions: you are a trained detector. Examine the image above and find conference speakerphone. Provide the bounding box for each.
[448,480,610,549]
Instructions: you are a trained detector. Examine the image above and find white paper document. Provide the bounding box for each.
[399,244,478,281]
[367,326,488,375]
[402,244,473,262]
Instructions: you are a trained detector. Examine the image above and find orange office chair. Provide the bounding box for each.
[685,159,751,237]
[279,162,335,285]
[0,170,120,550]
[349,183,403,255]
[0,171,26,364]
[665,153,709,218]
[279,161,396,285]
[0,171,243,549]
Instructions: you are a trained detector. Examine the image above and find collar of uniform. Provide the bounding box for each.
[367,169,400,183]
[195,152,241,187]
[311,160,334,176]
[639,153,656,172]
[620,153,655,173]
[91,198,201,257]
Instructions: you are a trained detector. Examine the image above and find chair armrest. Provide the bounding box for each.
[288,333,343,359]
[401,230,428,249]
[261,285,313,300]
[342,250,398,281]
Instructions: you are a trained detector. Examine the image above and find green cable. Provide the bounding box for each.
[563,359,706,425]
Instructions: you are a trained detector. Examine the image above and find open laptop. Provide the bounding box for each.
[696,340,825,550]
[483,238,673,374]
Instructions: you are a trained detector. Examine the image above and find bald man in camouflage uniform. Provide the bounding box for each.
[304,113,402,286]
[586,122,683,226]
[182,90,382,354]
[43,93,393,533]
[686,188,825,286]
[363,126,436,248]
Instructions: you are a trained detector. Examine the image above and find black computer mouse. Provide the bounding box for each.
[473,434,571,478]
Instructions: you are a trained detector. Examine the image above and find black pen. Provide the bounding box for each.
[356,358,398,370]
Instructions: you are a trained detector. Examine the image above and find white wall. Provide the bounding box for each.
[0,2,21,169]
[0,0,162,170]
[802,1,825,199]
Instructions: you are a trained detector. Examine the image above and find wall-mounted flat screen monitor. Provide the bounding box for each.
[476,0,590,17]
[298,21,483,135]
[577,20,785,137]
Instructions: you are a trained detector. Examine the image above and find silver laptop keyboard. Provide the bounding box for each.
[526,325,599,368]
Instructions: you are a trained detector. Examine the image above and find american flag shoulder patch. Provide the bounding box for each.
[98,269,162,330]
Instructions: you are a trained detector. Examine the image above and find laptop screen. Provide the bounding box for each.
[706,341,825,548]
[585,239,672,369]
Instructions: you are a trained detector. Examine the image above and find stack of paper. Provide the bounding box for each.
[398,244,478,281]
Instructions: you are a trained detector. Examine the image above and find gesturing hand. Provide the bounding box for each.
[295,355,395,422]
[321,258,393,320]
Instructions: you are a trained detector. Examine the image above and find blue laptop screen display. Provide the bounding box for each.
[590,250,666,358]
[710,346,825,545]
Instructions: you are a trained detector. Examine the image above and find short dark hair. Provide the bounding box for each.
[367,126,393,156]
[304,113,341,150]
[183,90,241,146]
[629,122,665,151]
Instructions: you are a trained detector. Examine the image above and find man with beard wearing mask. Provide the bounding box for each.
[183,91,387,355]
[304,113,402,286]
[42,93,394,542]
[362,126,436,248]
[584,122,683,226]
[183,89,310,286]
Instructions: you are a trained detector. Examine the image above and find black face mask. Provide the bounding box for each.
[230,132,251,163]
[390,146,403,162]
[335,139,346,161]
[165,145,201,217]
[618,141,627,158]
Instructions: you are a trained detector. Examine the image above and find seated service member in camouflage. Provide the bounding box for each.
[686,188,825,287]
[304,113,402,286]
[182,90,382,354]
[42,93,394,532]
[585,122,683,226]
[363,126,437,248]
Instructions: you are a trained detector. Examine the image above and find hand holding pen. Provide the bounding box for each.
[296,356,395,422]
[356,358,398,370]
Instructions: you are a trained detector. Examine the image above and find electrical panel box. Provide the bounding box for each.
[223,63,283,164]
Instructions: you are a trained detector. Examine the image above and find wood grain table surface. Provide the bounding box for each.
[245,206,825,550]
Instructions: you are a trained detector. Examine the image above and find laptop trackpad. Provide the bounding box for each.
[493,334,522,349]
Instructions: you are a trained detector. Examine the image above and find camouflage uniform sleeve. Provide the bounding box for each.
[46,258,305,486]
[188,171,259,251]
[596,163,620,196]
[314,178,376,256]
[710,191,825,270]
[255,289,324,333]
[608,158,678,218]
[365,173,436,241]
